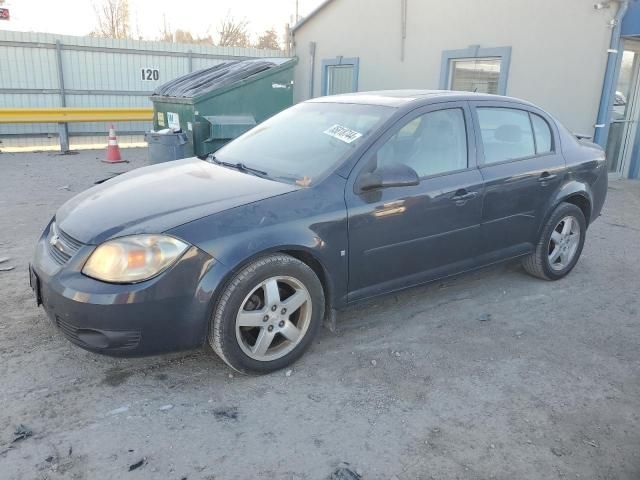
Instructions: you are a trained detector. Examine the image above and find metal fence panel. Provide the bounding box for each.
[0,30,287,145]
[0,44,58,91]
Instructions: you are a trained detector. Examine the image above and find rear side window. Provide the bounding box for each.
[477,108,535,164]
[531,113,552,154]
[477,107,555,164]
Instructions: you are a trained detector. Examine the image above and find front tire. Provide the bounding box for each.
[522,202,586,281]
[209,254,325,374]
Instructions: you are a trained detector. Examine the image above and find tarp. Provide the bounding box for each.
[152,59,278,98]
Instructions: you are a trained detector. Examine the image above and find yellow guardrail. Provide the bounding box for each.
[0,108,154,123]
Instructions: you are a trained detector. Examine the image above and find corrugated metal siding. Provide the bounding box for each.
[0,30,287,139]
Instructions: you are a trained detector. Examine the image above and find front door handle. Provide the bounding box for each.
[451,190,479,205]
[538,172,558,184]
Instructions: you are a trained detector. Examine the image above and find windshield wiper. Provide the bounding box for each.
[208,155,268,177]
[234,162,269,177]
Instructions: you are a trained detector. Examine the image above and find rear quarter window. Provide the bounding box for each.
[530,113,553,154]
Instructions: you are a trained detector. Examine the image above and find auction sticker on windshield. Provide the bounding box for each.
[323,124,363,144]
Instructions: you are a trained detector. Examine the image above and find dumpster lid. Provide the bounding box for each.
[203,115,257,142]
[152,58,292,98]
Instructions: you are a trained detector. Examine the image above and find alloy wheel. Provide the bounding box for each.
[235,276,312,361]
[548,215,581,271]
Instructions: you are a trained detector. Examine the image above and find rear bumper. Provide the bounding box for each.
[31,222,228,356]
[590,161,609,223]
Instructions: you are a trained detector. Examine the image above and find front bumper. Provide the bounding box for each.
[30,222,228,356]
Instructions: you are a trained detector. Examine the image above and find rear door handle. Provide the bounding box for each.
[538,172,557,183]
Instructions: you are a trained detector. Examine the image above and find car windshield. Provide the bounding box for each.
[213,102,395,186]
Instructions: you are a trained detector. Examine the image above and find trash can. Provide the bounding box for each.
[144,131,189,164]
[149,57,297,158]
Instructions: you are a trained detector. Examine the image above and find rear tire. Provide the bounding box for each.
[209,254,325,375]
[522,202,586,280]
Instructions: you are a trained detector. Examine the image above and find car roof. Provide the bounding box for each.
[306,90,533,108]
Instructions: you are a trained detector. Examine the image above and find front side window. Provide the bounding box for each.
[375,108,468,178]
[450,58,501,95]
[215,102,394,186]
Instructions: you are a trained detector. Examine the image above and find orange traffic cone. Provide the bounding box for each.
[103,124,126,163]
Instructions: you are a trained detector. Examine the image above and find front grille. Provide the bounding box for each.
[47,223,83,265]
[56,316,82,343]
[58,227,83,250]
[55,316,142,351]
[48,242,71,264]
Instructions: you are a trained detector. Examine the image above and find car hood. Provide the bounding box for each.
[56,158,298,245]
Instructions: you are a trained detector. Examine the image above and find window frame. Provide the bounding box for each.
[351,101,478,191]
[469,100,559,167]
[321,56,360,96]
[529,112,554,155]
[439,46,512,96]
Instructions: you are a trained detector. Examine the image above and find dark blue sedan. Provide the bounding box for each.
[31,91,608,374]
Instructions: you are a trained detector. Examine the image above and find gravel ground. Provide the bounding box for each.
[0,149,639,480]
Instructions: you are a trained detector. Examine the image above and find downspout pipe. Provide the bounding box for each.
[400,0,407,61]
[594,0,630,146]
[309,41,317,99]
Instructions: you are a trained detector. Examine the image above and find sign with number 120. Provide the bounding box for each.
[141,68,159,81]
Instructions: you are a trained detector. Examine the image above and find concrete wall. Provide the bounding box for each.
[293,0,617,135]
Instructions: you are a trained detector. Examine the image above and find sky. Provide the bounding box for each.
[0,0,323,43]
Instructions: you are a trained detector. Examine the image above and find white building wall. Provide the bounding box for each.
[293,0,617,135]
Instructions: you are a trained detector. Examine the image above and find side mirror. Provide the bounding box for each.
[356,162,419,192]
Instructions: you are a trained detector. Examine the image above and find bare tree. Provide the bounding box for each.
[158,14,173,42]
[91,0,130,39]
[175,30,213,45]
[158,16,213,45]
[158,16,172,42]
[255,28,280,51]
[217,14,250,48]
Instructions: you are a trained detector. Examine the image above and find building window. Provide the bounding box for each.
[450,58,501,95]
[440,46,512,96]
[321,57,359,96]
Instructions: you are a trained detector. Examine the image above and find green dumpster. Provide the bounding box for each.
[144,131,189,164]
[149,57,297,158]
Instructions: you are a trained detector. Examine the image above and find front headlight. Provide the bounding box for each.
[82,235,190,283]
